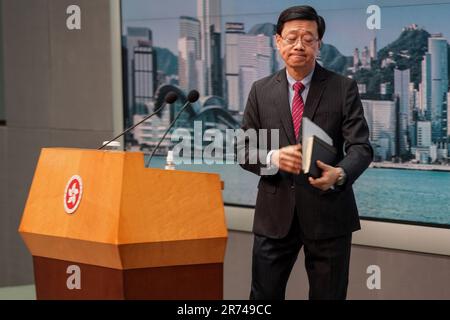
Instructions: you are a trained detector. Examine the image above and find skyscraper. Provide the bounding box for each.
[428,34,448,141]
[353,48,360,71]
[178,37,198,92]
[239,66,258,110]
[361,46,371,69]
[238,34,272,78]
[179,16,201,59]
[247,23,278,73]
[125,27,154,126]
[133,42,156,114]
[224,23,273,113]
[225,23,245,112]
[448,91,450,137]
[197,0,222,96]
[394,68,411,155]
[417,121,432,147]
[237,34,272,111]
[178,16,201,93]
[210,25,223,97]
[370,37,377,60]
[409,83,420,147]
[420,53,431,117]
[362,99,397,160]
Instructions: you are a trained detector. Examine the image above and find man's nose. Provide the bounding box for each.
[292,40,305,50]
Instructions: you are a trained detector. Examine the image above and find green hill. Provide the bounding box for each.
[154,47,178,75]
[353,28,450,94]
[320,43,351,74]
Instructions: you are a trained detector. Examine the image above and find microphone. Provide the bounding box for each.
[99,91,178,150]
[146,89,200,167]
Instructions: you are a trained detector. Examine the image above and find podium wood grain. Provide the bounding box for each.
[19,148,228,299]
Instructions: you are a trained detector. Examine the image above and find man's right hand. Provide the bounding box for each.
[271,144,302,174]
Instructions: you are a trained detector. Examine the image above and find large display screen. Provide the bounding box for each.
[120,0,450,227]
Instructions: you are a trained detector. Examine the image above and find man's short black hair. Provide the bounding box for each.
[276,5,326,40]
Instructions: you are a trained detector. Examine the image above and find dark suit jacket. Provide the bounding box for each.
[238,63,373,240]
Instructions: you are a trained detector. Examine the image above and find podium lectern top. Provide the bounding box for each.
[19,148,228,269]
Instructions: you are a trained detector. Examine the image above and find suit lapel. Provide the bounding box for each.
[303,63,328,121]
[274,69,296,145]
[274,64,329,145]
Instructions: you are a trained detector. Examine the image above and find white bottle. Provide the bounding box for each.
[165,150,176,170]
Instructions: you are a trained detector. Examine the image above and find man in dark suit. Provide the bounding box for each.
[238,5,373,300]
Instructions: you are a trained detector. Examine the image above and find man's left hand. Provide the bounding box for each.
[308,160,341,191]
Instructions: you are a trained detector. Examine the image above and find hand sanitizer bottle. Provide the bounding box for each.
[165,150,176,170]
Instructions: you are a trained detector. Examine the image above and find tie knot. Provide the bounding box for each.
[293,81,305,93]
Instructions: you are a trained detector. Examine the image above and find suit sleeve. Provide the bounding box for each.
[237,83,274,176]
[336,80,374,187]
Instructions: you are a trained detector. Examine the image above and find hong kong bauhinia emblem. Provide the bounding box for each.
[64,175,83,214]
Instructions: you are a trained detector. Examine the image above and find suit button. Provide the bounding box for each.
[291,184,295,190]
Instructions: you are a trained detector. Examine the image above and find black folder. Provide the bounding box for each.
[303,135,337,178]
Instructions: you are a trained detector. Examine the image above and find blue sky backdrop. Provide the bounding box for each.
[121,0,450,56]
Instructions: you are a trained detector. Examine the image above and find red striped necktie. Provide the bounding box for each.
[292,81,305,141]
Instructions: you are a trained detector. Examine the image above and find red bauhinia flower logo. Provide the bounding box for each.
[64,175,83,214]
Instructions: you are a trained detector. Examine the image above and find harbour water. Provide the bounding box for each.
[148,156,450,226]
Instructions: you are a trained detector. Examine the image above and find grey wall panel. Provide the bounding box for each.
[3,0,115,132]
[0,127,8,284]
[1,0,120,286]
[0,1,5,122]
[0,127,6,194]
[3,128,52,286]
[348,245,450,300]
[2,0,51,129]
[223,230,253,300]
[224,231,450,299]
[6,128,51,206]
[48,0,114,131]
[49,128,115,150]
[1,126,114,287]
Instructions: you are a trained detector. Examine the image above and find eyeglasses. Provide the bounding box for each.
[281,32,319,47]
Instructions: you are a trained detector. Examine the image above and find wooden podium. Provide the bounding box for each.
[19,148,228,300]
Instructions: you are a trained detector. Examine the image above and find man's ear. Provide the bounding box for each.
[316,40,322,58]
[275,34,281,51]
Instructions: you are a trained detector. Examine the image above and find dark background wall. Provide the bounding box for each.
[0,0,122,286]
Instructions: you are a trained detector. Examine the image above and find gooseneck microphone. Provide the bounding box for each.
[146,90,200,167]
[99,92,178,150]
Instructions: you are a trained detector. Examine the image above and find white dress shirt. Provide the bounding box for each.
[266,67,315,167]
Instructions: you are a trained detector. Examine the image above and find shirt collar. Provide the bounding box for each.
[286,66,315,90]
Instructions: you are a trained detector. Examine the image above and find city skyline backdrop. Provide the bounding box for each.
[120,0,450,226]
[121,0,450,56]
[121,0,449,165]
